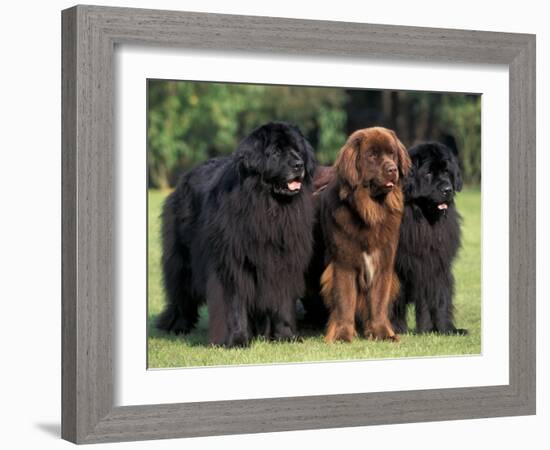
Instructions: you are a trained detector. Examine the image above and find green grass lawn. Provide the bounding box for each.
[147,188,481,368]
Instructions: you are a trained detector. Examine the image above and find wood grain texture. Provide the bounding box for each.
[61,4,536,444]
[61,7,77,443]
[62,5,114,443]
[508,37,536,410]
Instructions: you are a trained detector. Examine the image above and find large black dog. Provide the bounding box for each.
[156,122,316,347]
[391,142,467,335]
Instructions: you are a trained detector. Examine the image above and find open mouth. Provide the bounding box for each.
[287,177,303,192]
[437,203,448,210]
[367,179,396,195]
[286,170,305,192]
[274,172,305,196]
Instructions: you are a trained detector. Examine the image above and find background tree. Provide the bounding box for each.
[147,80,481,188]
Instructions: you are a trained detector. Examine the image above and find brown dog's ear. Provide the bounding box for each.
[390,131,411,177]
[334,131,363,189]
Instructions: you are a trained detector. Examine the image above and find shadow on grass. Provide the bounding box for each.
[148,310,210,347]
[148,306,327,348]
[147,304,470,352]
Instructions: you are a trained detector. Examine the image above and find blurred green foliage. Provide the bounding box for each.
[147,81,346,188]
[440,95,482,186]
[147,80,481,188]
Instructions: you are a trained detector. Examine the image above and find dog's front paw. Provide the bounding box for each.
[225,331,250,348]
[444,327,468,336]
[365,322,400,342]
[272,325,296,342]
[325,322,357,343]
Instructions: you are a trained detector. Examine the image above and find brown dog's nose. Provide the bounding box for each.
[386,164,397,176]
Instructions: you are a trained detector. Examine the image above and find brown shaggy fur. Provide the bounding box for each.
[319,127,411,342]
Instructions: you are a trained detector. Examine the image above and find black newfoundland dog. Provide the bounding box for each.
[391,142,467,335]
[156,122,316,347]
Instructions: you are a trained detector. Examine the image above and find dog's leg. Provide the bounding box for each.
[157,254,200,336]
[414,295,435,333]
[157,193,200,334]
[390,282,408,334]
[206,273,250,347]
[272,300,297,341]
[432,273,468,335]
[225,294,251,347]
[323,266,358,343]
[206,274,228,346]
[253,314,272,340]
[365,271,399,341]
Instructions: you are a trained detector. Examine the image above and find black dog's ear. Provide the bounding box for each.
[453,164,463,192]
[402,163,419,199]
[389,130,411,177]
[441,134,459,157]
[235,130,266,176]
[443,140,463,192]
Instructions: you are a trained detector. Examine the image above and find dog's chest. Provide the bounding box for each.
[362,251,377,285]
[401,206,460,260]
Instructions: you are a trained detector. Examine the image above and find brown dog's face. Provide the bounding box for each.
[335,127,411,197]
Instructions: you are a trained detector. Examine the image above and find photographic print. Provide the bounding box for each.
[146,80,481,368]
[62,7,535,442]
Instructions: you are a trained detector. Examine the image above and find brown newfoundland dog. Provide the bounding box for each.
[318,127,411,342]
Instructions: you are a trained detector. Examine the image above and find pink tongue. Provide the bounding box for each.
[438,203,448,210]
[288,181,302,191]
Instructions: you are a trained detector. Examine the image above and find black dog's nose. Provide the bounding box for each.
[442,186,452,197]
[293,160,304,171]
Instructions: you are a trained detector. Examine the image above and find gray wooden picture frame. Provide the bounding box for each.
[61,4,536,444]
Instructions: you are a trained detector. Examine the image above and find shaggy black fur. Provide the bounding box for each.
[156,122,316,347]
[391,142,467,335]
